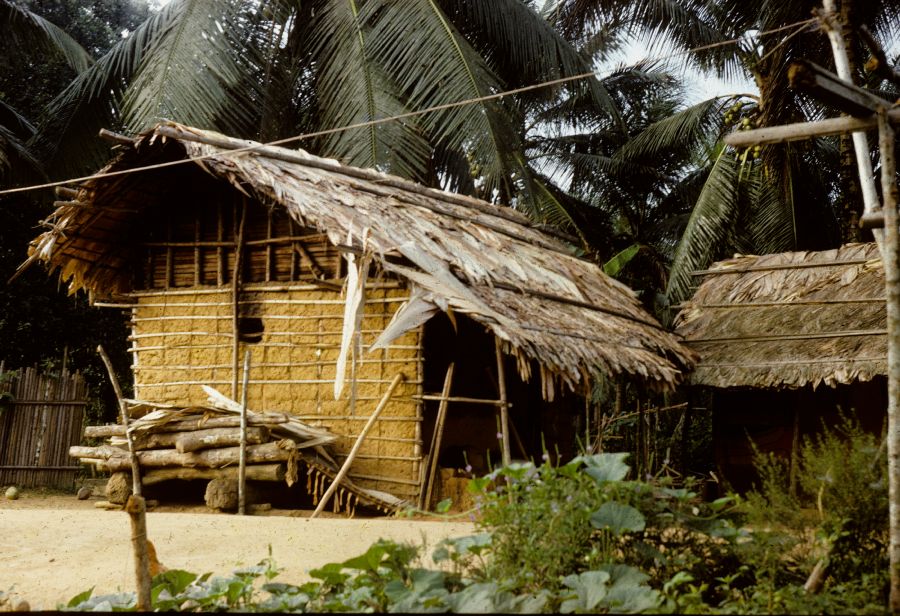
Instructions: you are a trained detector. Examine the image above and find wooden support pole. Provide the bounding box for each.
[495,339,511,467]
[423,364,454,511]
[310,373,405,518]
[818,0,884,232]
[238,350,250,516]
[97,345,151,611]
[232,199,246,400]
[878,107,900,615]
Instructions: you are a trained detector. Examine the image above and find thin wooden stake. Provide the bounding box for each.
[97,345,151,611]
[495,339,511,467]
[424,364,454,511]
[238,350,251,516]
[310,373,405,518]
[232,199,247,400]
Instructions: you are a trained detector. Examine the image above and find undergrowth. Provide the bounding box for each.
[60,422,888,613]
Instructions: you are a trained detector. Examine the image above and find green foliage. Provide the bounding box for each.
[743,413,888,590]
[60,448,891,613]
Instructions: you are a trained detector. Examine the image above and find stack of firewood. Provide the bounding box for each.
[71,386,338,508]
[71,386,409,514]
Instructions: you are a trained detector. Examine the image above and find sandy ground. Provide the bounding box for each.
[0,490,474,610]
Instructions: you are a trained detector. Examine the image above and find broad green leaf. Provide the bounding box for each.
[603,243,641,277]
[435,498,452,513]
[560,570,610,613]
[591,501,646,535]
[578,452,631,483]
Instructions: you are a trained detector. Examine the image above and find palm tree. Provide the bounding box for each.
[543,0,900,311]
[0,0,93,184]
[29,0,631,227]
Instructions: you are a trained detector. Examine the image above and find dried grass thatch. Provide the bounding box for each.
[27,122,694,393]
[674,243,885,389]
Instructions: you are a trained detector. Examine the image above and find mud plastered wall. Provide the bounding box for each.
[128,282,423,500]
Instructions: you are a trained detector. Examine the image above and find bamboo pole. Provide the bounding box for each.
[423,364,455,511]
[495,339,511,467]
[97,345,151,611]
[238,350,250,516]
[232,199,247,400]
[310,373,405,518]
[820,0,884,232]
[878,106,900,614]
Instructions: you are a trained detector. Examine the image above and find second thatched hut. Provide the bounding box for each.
[674,243,886,492]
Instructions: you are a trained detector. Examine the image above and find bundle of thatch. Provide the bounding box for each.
[72,387,406,514]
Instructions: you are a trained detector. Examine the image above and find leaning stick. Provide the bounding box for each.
[97,345,151,611]
[310,373,405,518]
[424,364,455,511]
[238,350,251,515]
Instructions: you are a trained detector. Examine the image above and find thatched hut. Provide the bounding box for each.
[27,122,694,507]
[674,243,886,491]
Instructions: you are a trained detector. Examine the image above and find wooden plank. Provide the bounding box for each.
[788,59,889,117]
[724,108,900,147]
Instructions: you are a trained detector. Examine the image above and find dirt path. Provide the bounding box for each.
[0,493,474,610]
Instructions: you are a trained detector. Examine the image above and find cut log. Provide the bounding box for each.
[84,415,290,439]
[100,441,295,472]
[204,478,259,511]
[142,464,285,486]
[106,472,133,505]
[71,444,128,460]
[176,426,267,453]
[84,425,127,438]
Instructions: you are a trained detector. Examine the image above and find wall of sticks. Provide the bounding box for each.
[0,363,87,488]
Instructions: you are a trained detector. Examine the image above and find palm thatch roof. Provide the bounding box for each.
[674,243,885,389]
[26,122,694,394]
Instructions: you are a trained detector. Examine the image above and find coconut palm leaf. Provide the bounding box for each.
[0,0,92,73]
[360,0,526,201]
[121,0,258,134]
[616,96,729,163]
[439,0,622,125]
[745,163,796,254]
[308,0,431,181]
[30,0,193,176]
[665,149,740,310]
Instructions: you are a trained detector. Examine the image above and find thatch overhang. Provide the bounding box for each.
[26,122,695,394]
[674,243,885,389]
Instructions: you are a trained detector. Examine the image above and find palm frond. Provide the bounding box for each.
[616,96,729,163]
[30,1,191,176]
[0,122,45,184]
[665,150,740,308]
[121,0,258,134]
[0,0,92,73]
[360,0,526,201]
[308,0,431,181]
[745,163,796,254]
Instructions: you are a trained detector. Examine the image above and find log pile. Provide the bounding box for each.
[71,386,407,515]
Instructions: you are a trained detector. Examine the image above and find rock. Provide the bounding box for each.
[5,486,19,500]
[76,486,92,500]
[13,599,30,611]
[105,472,132,505]
[204,478,258,511]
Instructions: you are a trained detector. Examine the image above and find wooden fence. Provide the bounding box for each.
[0,363,88,489]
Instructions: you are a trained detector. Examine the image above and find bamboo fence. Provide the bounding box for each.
[0,363,87,488]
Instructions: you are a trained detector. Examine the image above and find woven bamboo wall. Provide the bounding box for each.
[0,365,87,488]
[127,283,424,500]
